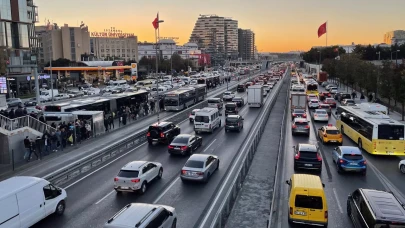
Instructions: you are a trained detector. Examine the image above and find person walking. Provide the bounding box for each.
[51,132,58,152]
[43,134,51,155]
[23,136,31,161]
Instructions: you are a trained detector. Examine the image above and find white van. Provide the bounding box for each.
[194,107,222,133]
[207,98,223,109]
[0,176,67,228]
[111,80,128,87]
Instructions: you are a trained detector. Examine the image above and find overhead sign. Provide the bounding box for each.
[91,32,135,38]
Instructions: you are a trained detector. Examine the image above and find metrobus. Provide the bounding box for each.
[164,89,196,111]
[190,84,207,102]
[335,104,405,155]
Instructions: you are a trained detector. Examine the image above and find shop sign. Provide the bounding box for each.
[0,77,7,94]
[26,74,51,81]
[131,63,138,76]
[91,32,135,38]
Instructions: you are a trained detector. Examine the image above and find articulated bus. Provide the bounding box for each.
[336,104,405,155]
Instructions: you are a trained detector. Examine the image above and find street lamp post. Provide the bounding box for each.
[391,49,400,66]
[155,18,164,124]
[376,51,381,99]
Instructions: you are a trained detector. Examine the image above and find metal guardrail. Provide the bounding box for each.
[199,69,289,228]
[43,70,265,185]
[0,114,56,134]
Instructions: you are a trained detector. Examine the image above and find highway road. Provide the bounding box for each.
[31,81,278,228]
[271,76,405,228]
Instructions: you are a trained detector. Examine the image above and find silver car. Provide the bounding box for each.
[180,154,219,183]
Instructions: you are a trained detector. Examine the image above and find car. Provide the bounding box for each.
[313,109,329,122]
[113,161,163,194]
[6,98,22,107]
[225,115,244,132]
[318,124,343,144]
[268,83,275,89]
[104,203,177,228]
[180,154,219,183]
[245,82,253,88]
[222,91,235,101]
[336,93,351,102]
[329,87,338,94]
[399,160,405,174]
[318,91,331,101]
[237,84,246,92]
[318,103,331,116]
[67,91,84,98]
[168,134,202,156]
[291,118,310,136]
[291,109,306,119]
[190,80,198,85]
[207,98,223,109]
[332,146,366,175]
[147,122,181,145]
[308,99,320,109]
[307,94,318,101]
[347,189,405,228]
[341,99,356,106]
[54,94,70,100]
[325,84,337,90]
[224,102,238,115]
[189,109,200,123]
[321,81,329,87]
[293,144,322,172]
[232,97,244,107]
[324,98,336,108]
[24,97,46,107]
[262,84,270,92]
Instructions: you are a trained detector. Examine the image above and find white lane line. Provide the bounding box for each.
[95,190,115,205]
[153,177,180,204]
[333,188,343,214]
[203,139,217,152]
[65,142,147,189]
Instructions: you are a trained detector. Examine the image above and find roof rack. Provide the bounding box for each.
[135,207,157,227]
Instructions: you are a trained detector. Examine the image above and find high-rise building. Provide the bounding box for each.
[189,15,238,64]
[238,29,255,60]
[384,30,405,45]
[40,23,90,63]
[0,0,39,97]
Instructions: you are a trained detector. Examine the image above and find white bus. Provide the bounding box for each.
[194,107,222,133]
[164,89,196,111]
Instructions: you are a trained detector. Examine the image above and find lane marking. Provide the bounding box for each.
[65,142,147,189]
[153,177,180,204]
[333,188,343,214]
[95,190,115,205]
[199,72,284,228]
[203,139,217,152]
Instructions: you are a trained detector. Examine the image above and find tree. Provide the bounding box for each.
[45,58,72,67]
[378,61,395,110]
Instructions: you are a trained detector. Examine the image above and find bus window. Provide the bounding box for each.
[378,125,404,140]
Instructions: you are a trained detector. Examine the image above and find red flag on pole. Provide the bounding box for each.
[152,13,159,30]
[318,22,327,38]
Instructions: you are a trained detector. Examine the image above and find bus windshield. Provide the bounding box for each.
[378,125,404,140]
[164,97,178,106]
[307,84,317,91]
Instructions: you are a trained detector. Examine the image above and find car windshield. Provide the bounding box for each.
[294,110,305,114]
[185,160,204,168]
[326,130,339,134]
[208,99,220,103]
[295,195,323,209]
[316,110,327,114]
[326,99,334,102]
[224,92,231,95]
[195,116,209,123]
[311,100,318,103]
[343,154,363,160]
[295,121,308,126]
[172,137,189,144]
[226,117,239,123]
[117,170,139,178]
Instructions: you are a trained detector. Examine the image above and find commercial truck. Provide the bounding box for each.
[317,72,328,84]
[247,85,264,108]
[290,92,307,111]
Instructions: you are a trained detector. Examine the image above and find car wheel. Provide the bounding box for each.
[216,160,220,171]
[172,219,177,228]
[204,173,210,183]
[336,162,342,174]
[139,182,147,194]
[401,165,405,174]
[219,121,222,127]
[148,140,153,145]
[158,168,163,179]
[361,170,367,176]
[189,147,194,155]
[341,126,344,135]
[347,200,351,217]
[55,201,65,215]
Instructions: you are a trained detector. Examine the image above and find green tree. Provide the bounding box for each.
[378,61,395,110]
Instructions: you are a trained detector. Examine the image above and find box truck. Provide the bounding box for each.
[317,72,328,84]
[290,92,307,111]
[247,85,263,108]
[0,176,67,228]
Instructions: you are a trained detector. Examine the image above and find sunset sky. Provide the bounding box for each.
[35,0,405,52]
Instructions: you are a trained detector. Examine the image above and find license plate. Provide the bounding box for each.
[121,187,129,189]
[330,140,336,142]
[175,147,180,150]
[350,163,358,165]
[294,211,306,215]
[152,139,158,141]
[387,151,393,154]
[304,164,313,167]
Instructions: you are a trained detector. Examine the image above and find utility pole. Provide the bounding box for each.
[154,13,164,124]
[376,51,380,99]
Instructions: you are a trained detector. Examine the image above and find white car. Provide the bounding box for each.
[223,91,235,101]
[307,94,318,101]
[313,109,329,122]
[189,109,200,122]
[399,160,405,173]
[54,94,70,100]
[308,99,320,109]
[114,161,163,194]
[190,80,198,85]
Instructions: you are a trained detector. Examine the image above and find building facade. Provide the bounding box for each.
[190,15,239,64]
[384,30,405,45]
[40,24,90,63]
[90,28,138,62]
[238,29,255,60]
[138,39,201,61]
[0,0,39,97]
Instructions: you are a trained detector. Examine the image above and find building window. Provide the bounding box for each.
[127,49,130,52]
[132,49,136,53]
[122,54,125,57]
[106,49,109,52]
[117,49,120,52]
[0,0,12,20]
[101,49,104,52]
[122,49,125,52]
[18,24,29,48]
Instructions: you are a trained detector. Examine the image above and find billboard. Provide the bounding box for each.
[198,54,211,66]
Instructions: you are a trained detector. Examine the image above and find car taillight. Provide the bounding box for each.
[314,114,318,117]
[114,177,119,182]
[339,134,342,138]
[303,114,306,117]
[293,114,296,116]
[292,125,297,129]
[295,152,300,160]
[317,153,322,161]
[362,160,367,165]
[339,159,346,164]
[305,125,310,129]
[325,211,328,219]
[147,132,150,137]
[181,170,187,175]
[131,179,140,183]
[181,146,188,150]
[160,132,165,138]
[168,145,174,149]
[197,172,204,176]
[323,134,327,137]
[289,207,293,215]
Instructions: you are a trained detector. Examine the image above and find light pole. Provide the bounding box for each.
[154,17,164,124]
[376,51,381,99]
[391,49,400,66]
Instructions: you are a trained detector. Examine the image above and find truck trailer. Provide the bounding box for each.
[247,85,264,108]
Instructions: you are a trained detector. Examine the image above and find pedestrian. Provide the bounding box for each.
[351,91,356,100]
[55,128,62,150]
[39,115,46,124]
[61,128,67,149]
[23,136,31,161]
[108,115,114,129]
[23,107,28,116]
[85,122,91,138]
[104,118,109,132]
[51,132,58,152]
[43,134,51,155]
[27,138,40,162]
[34,136,43,160]
[9,108,15,119]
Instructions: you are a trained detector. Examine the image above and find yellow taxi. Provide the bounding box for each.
[317,124,343,144]
[286,174,328,227]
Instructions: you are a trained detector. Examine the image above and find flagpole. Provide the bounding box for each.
[326,21,328,47]
[155,27,160,124]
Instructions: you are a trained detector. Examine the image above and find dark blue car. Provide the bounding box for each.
[332,146,367,175]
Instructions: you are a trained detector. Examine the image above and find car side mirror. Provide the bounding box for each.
[322,183,325,188]
[285,180,290,185]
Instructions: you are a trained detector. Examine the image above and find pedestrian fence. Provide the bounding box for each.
[0,114,56,135]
